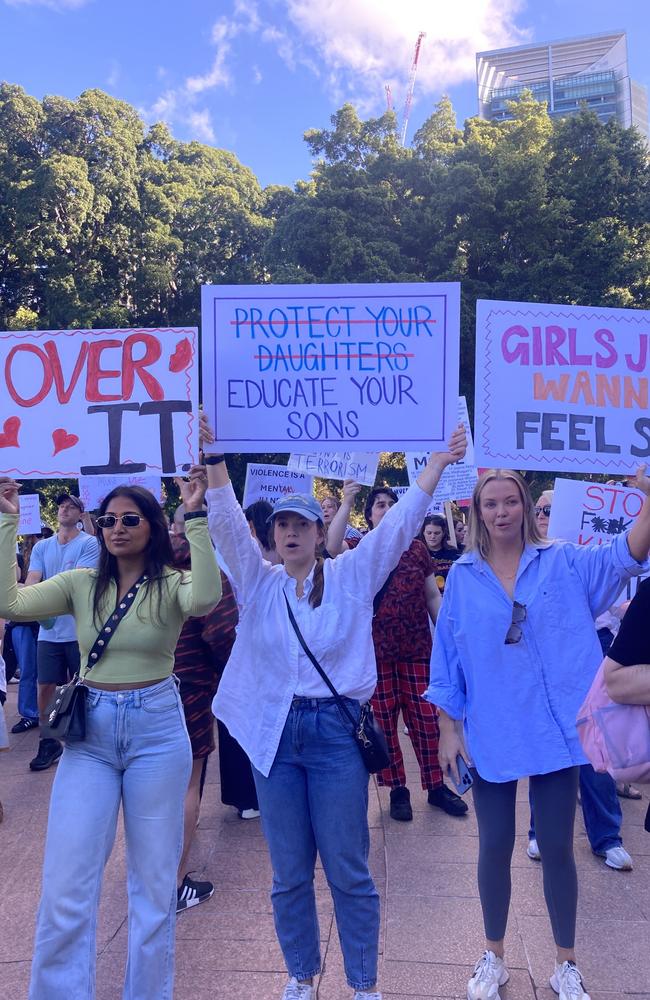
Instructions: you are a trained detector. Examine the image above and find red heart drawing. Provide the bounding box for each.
[169,337,192,373]
[52,428,79,456]
[0,416,20,448]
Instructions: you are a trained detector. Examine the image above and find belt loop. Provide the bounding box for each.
[133,688,142,708]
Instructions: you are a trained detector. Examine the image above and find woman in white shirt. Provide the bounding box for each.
[199,417,465,1000]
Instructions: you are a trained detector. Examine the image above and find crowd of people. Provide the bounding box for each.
[0,430,648,1000]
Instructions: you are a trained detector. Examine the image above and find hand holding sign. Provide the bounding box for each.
[199,411,215,449]
[416,425,467,497]
[177,465,209,512]
[627,464,650,497]
[0,478,20,515]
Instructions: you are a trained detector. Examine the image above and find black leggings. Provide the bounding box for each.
[472,766,579,948]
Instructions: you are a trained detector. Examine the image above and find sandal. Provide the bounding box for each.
[616,781,642,800]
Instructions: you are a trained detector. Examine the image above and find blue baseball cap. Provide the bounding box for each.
[267,494,323,523]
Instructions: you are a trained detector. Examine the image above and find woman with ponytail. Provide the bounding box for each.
[198,416,466,1000]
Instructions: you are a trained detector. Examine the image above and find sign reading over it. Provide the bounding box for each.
[287,450,379,487]
[0,328,198,479]
[548,479,645,546]
[405,396,478,501]
[474,300,650,473]
[201,282,460,453]
[78,474,164,512]
[242,463,314,508]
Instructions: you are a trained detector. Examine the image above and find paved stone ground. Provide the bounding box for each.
[1,683,649,1000]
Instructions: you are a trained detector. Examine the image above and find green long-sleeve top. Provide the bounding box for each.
[0,513,222,685]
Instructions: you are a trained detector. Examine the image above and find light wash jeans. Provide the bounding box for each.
[253,696,380,991]
[29,676,192,1000]
[12,624,38,720]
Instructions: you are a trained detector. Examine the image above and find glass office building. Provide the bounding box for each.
[476,32,648,140]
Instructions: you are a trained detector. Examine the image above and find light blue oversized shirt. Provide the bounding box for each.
[424,534,649,782]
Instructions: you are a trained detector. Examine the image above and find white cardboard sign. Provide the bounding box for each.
[474,299,650,473]
[0,327,198,478]
[405,396,478,501]
[548,479,645,546]
[242,464,314,508]
[392,485,444,515]
[287,450,379,487]
[18,494,42,534]
[77,474,164,511]
[201,281,460,453]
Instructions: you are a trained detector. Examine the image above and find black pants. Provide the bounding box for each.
[472,766,579,948]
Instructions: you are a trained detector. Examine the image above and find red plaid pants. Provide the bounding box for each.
[371,659,443,790]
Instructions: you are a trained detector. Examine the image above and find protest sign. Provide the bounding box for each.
[548,478,645,546]
[474,300,650,473]
[18,494,42,534]
[78,474,163,511]
[393,485,444,515]
[287,450,379,487]
[201,282,460,453]
[0,327,198,478]
[243,463,314,508]
[405,396,478,502]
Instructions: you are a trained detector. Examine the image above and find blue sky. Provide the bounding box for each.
[1,0,648,190]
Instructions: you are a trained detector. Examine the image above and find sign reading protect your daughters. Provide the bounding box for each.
[474,300,650,473]
[201,282,460,453]
[0,328,198,478]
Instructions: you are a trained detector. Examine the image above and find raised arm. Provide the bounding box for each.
[326,480,360,557]
[625,465,650,562]
[174,467,222,617]
[0,481,73,622]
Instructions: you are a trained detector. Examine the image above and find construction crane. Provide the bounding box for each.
[400,31,426,146]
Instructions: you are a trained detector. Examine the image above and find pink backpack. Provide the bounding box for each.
[577,662,650,783]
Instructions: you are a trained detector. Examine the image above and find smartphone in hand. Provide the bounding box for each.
[447,754,473,796]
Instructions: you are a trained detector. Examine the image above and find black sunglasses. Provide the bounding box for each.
[534,505,551,517]
[505,601,527,644]
[96,514,146,529]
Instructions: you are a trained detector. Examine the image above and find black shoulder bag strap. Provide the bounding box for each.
[80,572,149,679]
[372,567,398,616]
[283,594,358,730]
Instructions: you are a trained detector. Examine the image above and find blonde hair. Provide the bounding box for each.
[465,469,549,559]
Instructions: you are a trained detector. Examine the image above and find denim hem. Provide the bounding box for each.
[346,980,378,991]
[289,968,321,981]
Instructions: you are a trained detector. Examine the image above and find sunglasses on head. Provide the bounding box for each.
[505,601,527,645]
[96,513,145,529]
[534,505,551,517]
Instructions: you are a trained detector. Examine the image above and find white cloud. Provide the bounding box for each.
[187,109,216,143]
[281,0,528,104]
[106,60,120,89]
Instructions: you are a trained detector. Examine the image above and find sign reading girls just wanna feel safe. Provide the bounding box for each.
[0,327,198,479]
[201,282,460,453]
[474,300,650,473]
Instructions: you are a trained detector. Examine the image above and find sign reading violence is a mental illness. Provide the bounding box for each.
[0,328,198,478]
[201,282,461,453]
[474,300,650,473]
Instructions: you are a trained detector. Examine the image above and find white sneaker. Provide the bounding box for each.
[239,808,261,820]
[527,837,541,860]
[282,978,313,1000]
[550,960,591,1000]
[601,845,633,870]
[353,992,382,1000]
[467,951,509,1000]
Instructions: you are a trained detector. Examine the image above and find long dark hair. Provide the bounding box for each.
[244,500,274,551]
[420,514,449,549]
[92,486,176,627]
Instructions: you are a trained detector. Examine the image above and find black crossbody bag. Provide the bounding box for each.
[284,595,390,774]
[45,574,148,742]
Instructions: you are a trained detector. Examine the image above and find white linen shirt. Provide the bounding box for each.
[207,481,432,776]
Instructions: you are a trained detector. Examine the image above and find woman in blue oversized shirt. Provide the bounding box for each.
[425,467,650,1000]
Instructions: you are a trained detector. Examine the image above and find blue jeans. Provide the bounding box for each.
[253,697,380,990]
[13,625,38,720]
[529,763,622,854]
[29,677,192,1000]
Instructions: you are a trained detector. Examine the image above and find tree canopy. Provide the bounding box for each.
[2,83,648,505]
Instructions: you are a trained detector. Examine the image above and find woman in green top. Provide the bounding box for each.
[0,471,221,1000]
